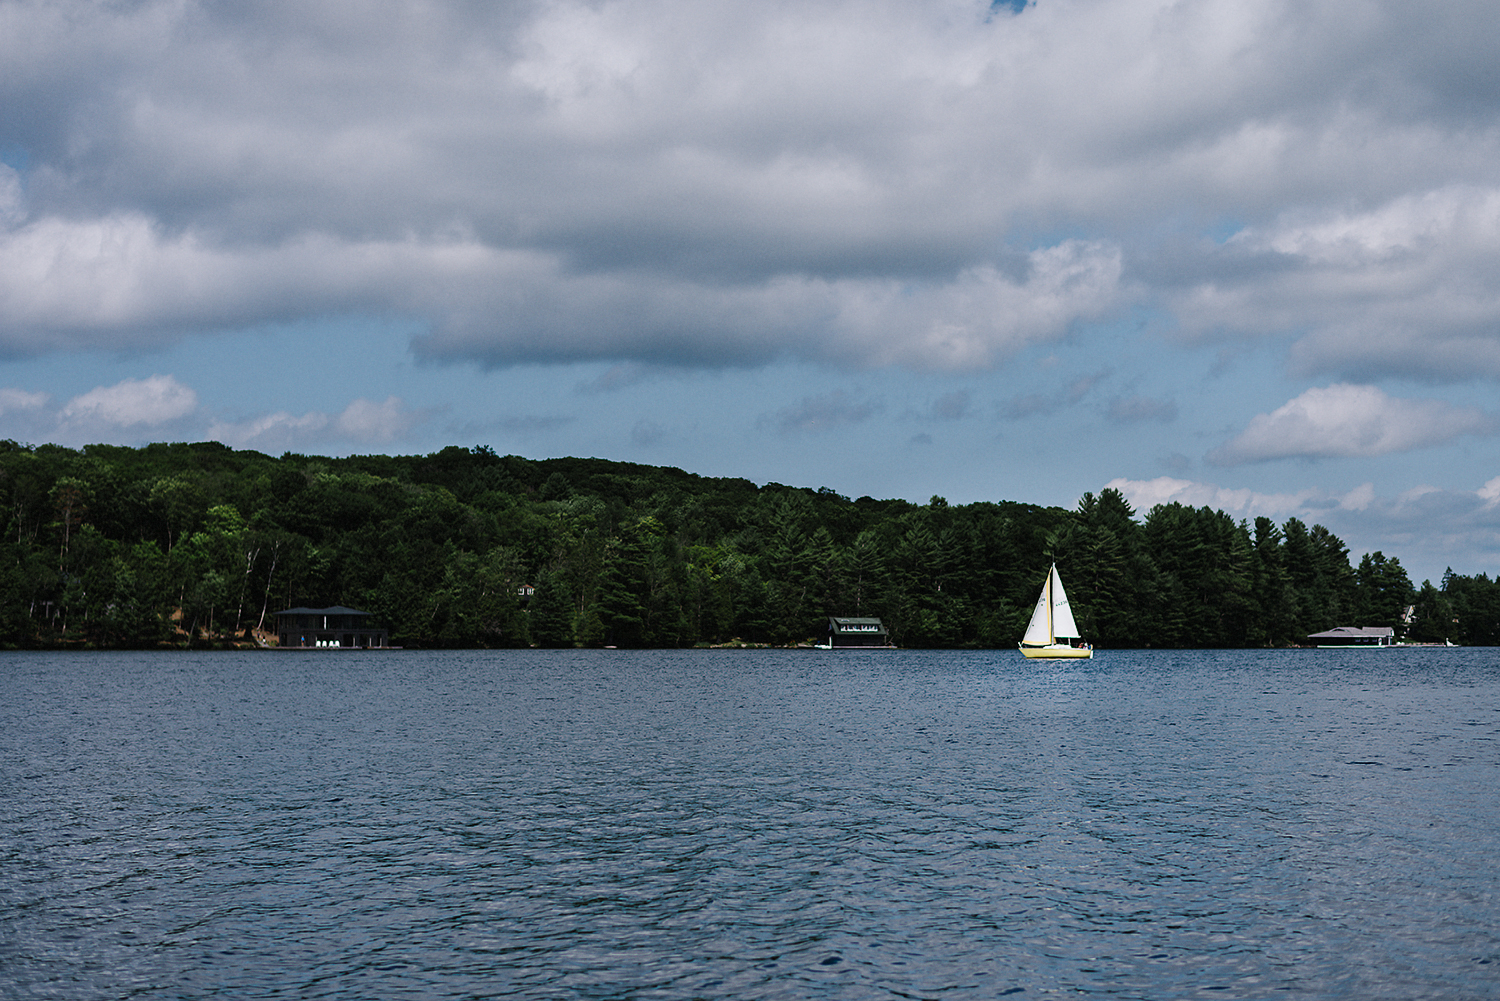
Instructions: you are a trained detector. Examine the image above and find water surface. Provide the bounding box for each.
[3,648,1499,999]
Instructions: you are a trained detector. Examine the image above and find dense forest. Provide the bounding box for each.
[2,439,1496,649]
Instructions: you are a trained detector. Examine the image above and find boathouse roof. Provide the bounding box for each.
[277,606,373,617]
[1307,625,1394,640]
[829,616,886,633]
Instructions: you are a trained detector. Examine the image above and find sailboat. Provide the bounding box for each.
[1018,563,1092,659]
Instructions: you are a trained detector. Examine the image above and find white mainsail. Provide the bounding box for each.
[1048,565,1080,639]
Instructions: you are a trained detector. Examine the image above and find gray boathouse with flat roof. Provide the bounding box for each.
[1307,625,1395,647]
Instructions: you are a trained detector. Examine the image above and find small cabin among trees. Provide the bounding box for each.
[827,616,890,648]
[276,606,389,649]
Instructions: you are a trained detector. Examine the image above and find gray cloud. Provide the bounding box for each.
[1067,370,1110,404]
[1160,452,1194,474]
[631,419,667,446]
[760,390,880,436]
[1167,187,1500,382]
[997,367,1108,420]
[3,1,1500,379]
[997,392,1055,421]
[1107,394,1178,424]
[929,390,972,421]
[577,363,654,394]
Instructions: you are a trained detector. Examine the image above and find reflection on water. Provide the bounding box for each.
[3,648,1499,999]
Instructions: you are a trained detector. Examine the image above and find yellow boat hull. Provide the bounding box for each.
[1018,643,1093,659]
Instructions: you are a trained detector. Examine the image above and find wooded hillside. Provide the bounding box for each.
[2,440,1493,648]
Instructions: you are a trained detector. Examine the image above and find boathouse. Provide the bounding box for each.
[1307,625,1395,648]
[826,616,891,648]
[275,606,389,649]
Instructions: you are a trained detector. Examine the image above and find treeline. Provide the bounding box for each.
[1,439,1494,648]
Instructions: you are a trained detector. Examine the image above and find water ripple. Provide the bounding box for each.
[3,648,1500,999]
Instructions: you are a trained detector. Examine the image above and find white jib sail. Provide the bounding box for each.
[1049,565,1081,639]
[1022,568,1054,645]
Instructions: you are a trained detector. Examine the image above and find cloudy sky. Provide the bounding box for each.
[4,0,1500,583]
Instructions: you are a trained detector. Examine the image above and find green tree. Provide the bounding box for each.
[149,475,207,554]
[1249,517,1296,645]
[1355,551,1415,633]
[50,476,90,575]
[1068,492,1131,645]
[529,567,577,647]
[1408,579,1454,643]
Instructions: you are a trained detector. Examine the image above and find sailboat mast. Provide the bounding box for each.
[1045,564,1053,643]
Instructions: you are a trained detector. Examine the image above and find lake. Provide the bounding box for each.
[3,648,1499,999]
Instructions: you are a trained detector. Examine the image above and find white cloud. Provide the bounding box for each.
[1208,384,1493,465]
[207,397,422,451]
[1340,482,1376,512]
[1397,484,1444,507]
[0,387,47,415]
[1103,476,1327,519]
[59,375,197,428]
[334,396,417,443]
[206,411,331,451]
[1479,476,1500,508]
[2,0,1498,377]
